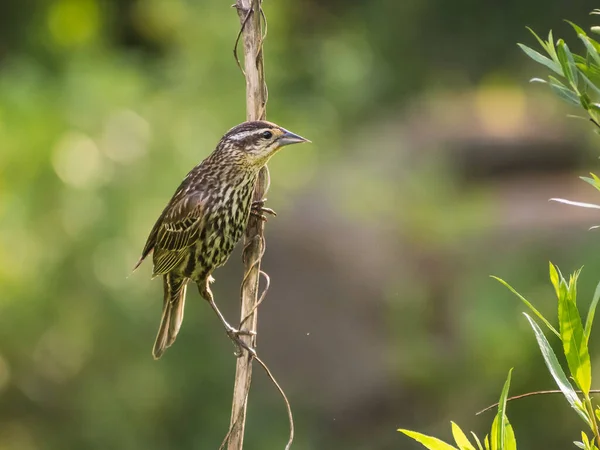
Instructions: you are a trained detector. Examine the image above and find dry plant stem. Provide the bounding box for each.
[226,1,268,449]
[476,389,600,415]
[584,396,600,449]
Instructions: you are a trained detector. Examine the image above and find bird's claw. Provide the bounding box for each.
[251,199,277,222]
[226,326,257,357]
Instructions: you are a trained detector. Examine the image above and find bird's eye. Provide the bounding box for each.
[261,131,273,139]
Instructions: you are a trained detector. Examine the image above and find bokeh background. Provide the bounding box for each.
[3,0,600,448]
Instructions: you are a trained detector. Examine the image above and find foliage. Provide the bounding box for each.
[401,264,600,449]
[519,13,600,214]
[401,12,600,450]
[399,369,515,450]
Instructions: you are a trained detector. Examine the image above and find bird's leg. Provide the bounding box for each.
[198,281,256,357]
[250,199,276,222]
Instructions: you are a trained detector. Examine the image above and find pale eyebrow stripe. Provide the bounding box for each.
[229,129,270,141]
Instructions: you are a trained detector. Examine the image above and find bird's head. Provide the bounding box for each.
[217,120,310,168]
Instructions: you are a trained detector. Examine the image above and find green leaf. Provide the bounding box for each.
[557,40,578,86]
[526,27,550,53]
[471,433,485,450]
[547,30,559,62]
[492,276,560,338]
[547,76,581,105]
[581,36,600,67]
[557,268,591,395]
[524,313,591,425]
[581,174,600,191]
[503,419,517,450]
[567,20,588,37]
[584,279,600,343]
[491,369,513,450]
[484,434,490,450]
[518,44,562,75]
[569,269,582,305]
[582,432,590,449]
[398,430,458,450]
[451,423,476,450]
[490,416,500,450]
[580,72,600,100]
[550,262,561,299]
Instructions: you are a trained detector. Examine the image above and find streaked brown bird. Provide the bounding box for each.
[134,120,309,359]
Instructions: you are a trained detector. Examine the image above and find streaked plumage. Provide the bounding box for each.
[135,120,309,359]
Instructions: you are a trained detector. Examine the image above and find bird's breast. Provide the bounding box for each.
[192,175,255,274]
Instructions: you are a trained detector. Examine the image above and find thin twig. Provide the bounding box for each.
[253,353,294,450]
[232,7,253,77]
[240,268,270,327]
[476,389,600,415]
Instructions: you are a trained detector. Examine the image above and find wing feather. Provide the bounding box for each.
[135,189,206,274]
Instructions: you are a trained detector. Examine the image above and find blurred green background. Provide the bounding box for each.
[2,0,600,449]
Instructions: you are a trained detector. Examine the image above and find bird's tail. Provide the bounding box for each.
[153,273,188,359]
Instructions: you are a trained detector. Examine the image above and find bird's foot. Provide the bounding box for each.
[225,325,257,357]
[251,199,277,222]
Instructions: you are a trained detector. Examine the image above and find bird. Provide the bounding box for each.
[134,120,309,359]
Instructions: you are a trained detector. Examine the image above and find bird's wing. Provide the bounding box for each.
[151,193,205,275]
[134,188,205,274]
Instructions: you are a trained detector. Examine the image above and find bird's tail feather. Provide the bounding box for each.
[152,274,188,359]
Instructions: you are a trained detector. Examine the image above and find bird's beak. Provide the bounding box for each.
[278,129,311,146]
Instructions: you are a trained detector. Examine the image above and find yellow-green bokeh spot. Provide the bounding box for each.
[48,0,101,48]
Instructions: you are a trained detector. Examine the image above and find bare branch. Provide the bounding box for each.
[476,389,600,415]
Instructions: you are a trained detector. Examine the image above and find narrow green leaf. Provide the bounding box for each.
[492,369,513,450]
[471,433,485,450]
[492,276,560,338]
[451,422,476,450]
[557,269,591,395]
[490,416,499,450]
[526,27,551,54]
[518,44,562,75]
[563,43,579,85]
[557,40,578,86]
[584,279,600,343]
[567,20,588,37]
[524,313,591,425]
[580,72,600,100]
[398,430,458,450]
[547,76,581,105]
[547,30,559,61]
[550,262,561,299]
[582,36,600,67]
[569,269,582,305]
[586,34,600,56]
[581,92,592,111]
[582,432,590,449]
[484,435,490,450]
[581,174,600,191]
[504,418,517,450]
